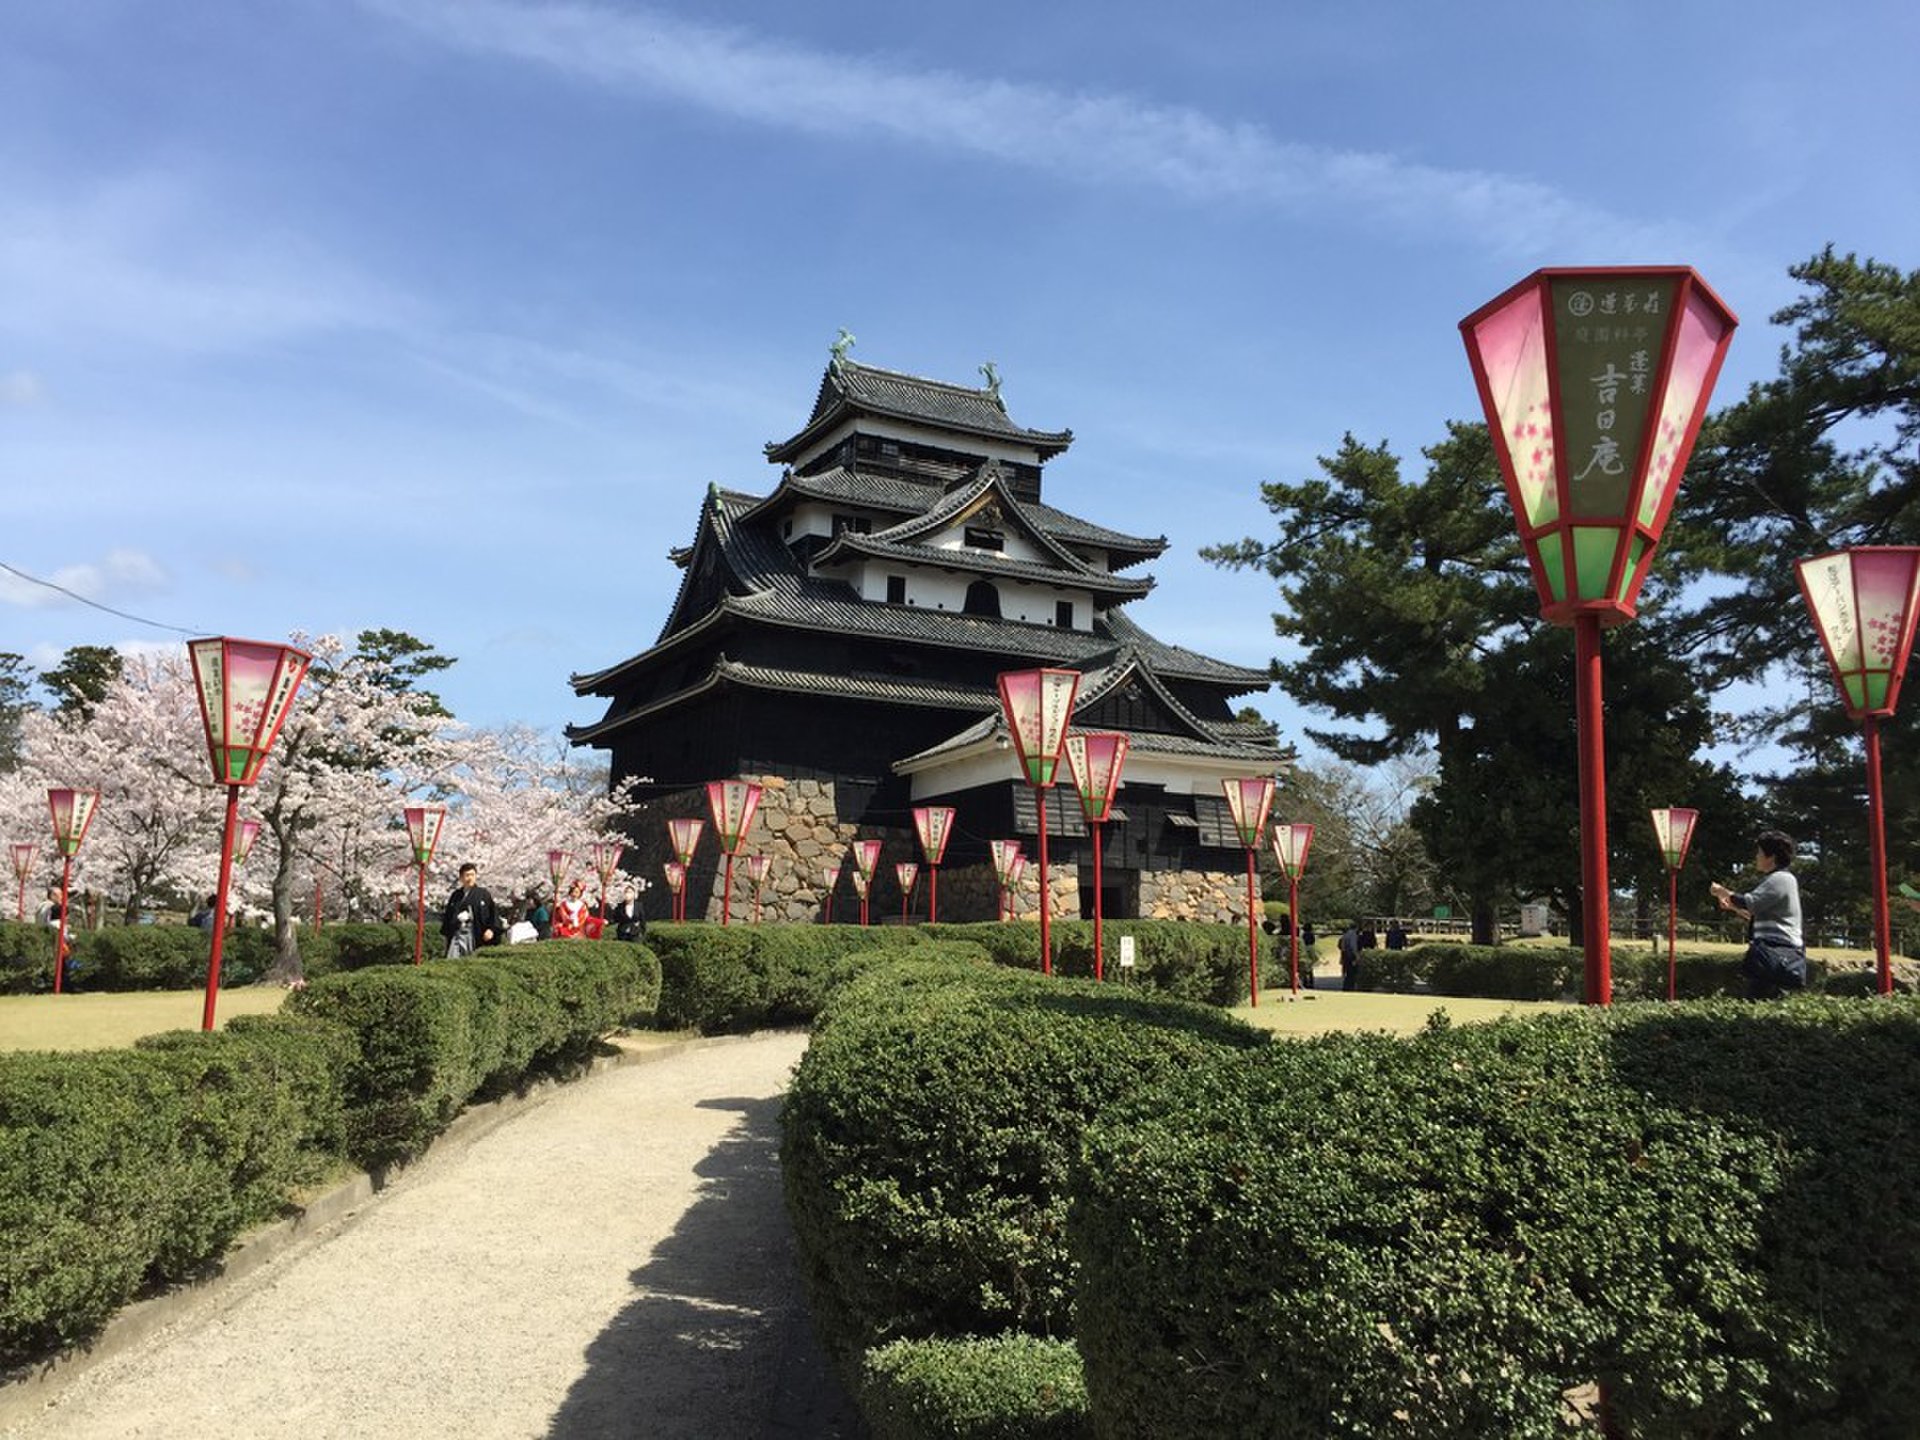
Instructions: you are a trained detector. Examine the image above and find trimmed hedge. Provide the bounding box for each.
[1072,998,1920,1438]
[861,1334,1089,1440]
[289,939,661,1165]
[0,1015,353,1366]
[781,958,1267,1369]
[0,920,279,993]
[925,920,1264,1006]
[647,922,932,1032]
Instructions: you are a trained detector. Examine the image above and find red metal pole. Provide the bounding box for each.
[413,861,427,965]
[1667,867,1678,1002]
[314,878,323,934]
[929,866,938,924]
[202,784,241,1030]
[1574,614,1613,1007]
[1289,875,1301,996]
[1867,714,1893,995]
[16,874,26,923]
[900,883,908,925]
[53,854,75,996]
[722,854,734,926]
[823,887,831,925]
[1245,845,1260,1006]
[1037,786,1052,976]
[1092,820,1105,982]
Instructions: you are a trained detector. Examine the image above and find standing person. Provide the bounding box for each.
[528,889,552,940]
[1385,920,1408,951]
[1711,829,1807,999]
[1298,918,1317,989]
[440,863,499,958]
[1338,923,1362,991]
[34,887,62,926]
[189,894,217,933]
[611,884,645,942]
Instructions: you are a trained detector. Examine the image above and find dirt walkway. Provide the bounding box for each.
[3,1032,864,1439]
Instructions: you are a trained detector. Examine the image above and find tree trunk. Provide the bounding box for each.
[1564,884,1586,949]
[264,820,305,986]
[1471,898,1497,946]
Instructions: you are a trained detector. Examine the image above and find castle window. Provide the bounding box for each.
[1055,600,1075,628]
[964,527,1004,552]
[886,575,907,604]
[963,580,1002,618]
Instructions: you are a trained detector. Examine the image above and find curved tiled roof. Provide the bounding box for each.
[765,359,1073,463]
[811,533,1155,600]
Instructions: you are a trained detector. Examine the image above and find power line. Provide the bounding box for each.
[0,559,204,637]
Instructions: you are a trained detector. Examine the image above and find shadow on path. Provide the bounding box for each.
[546,1095,865,1439]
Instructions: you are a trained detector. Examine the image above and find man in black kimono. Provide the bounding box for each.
[441,863,499,958]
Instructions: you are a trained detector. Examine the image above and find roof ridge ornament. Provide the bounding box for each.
[979,360,1001,401]
[829,328,857,371]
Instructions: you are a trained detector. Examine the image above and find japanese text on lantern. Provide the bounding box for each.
[1552,278,1675,516]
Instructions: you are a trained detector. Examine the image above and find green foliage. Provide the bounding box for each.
[0,920,279,993]
[38,643,123,719]
[1422,942,1582,1000]
[861,1334,1089,1440]
[0,650,32,772]
[0,1017,351,1365]
[925,920,1260,1005]
[303,921,424,976]
[781,958,1266,1369]
[287,939,659,1165]
[1072,999,1920,1437]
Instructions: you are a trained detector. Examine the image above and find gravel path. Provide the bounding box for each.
[4,1032,864,1439]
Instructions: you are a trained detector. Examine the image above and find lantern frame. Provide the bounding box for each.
[997,668,1080,788]
[186,637,313,787]
[705,780,763,855]
[47,789,100,858]
[405,806,447,867]
[548,848,573,895]
[1459,267,1738,628]
[232,819,263,866]
[1271,823,1314,880]
[1064,733,1129,823]
[1794,547,1920,720]
[912,805,955,865]
[9,842,34,924]
[850,839,882,882]
[1649,808,1699,872]
[667,817,705,866]
[1221,777,1275,850]
[990,839,1022,887]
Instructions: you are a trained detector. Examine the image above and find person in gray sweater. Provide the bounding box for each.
[1710,829,1807,998]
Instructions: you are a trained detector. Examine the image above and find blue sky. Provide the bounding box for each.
[4,0,1916,760]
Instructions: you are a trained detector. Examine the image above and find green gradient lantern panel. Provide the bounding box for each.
[849,838,882,882]
[747,854,771,886]
[666,818,705,867]
[1461,268,1737,626]
[1221,777,1275,850]
[705,780,763,855]
[1271,823,1315,881]
[47,788,100,857]
[187,637,313,786]
[1796,547,1920,719]
[664,861,687,896]
[990,839,1022,887]
[1649,807,1698,870]
[912,805,956,866]
[895,861,919,894]
[997,668,1080,787]
[1063,733,1129,823]
[232,819,263,866]
[9,843,34,885]
[405,806,446,867]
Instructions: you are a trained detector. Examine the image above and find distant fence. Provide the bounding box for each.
[1370,913,1908,956]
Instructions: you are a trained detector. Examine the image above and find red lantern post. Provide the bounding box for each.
[1271,823,1315,997]
[1008,854,1028,921]
[746,853,771,923]
[1649,807,1699,1001]
[1063,733,1128,981]
[849,839,882,927]
[1795,547,1920,994]
[187,637,312,1030]
[1223,777,1275,1006]
[10,842,35,923]
[666,818,704,922]
[588,841,625,921]
[403,806,446,965]
[664,862,687,922]
[998,668,1080,975]
[991,839,1022,923]
[706,780,762,927]
[895,861,919,924]
[1462,268,1737,1006]
[820,861,838,924]
[912,805,956,923]
[45,790,99,995]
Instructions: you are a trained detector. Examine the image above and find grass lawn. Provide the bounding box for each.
[0,988,290,1053]
[1234,977,1571,1036]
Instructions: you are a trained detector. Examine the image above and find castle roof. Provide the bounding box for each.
[764,358,1074,464]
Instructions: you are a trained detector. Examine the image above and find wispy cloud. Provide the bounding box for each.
[0,371,46,409]
[0,169,414,355]
[365,0,1688,258]
[0,548,169,611]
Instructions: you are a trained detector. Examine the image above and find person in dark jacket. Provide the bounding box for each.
[1385,920,1408,950]
[441,863,499,957]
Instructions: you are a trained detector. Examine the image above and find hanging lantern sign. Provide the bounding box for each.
[406,807,447,868]
[664,861,687,895]
[895,860,919,894]
[1795,547,1920,719]
[1221,777,1275,850]
[1064,733,1129,822]
[667,817,705,866]
[233,819,264,866]
[747,854,772,886]
[706,779,763,855]
[850,838,883,882]
[548,848,572,895]
[1271,823,1314,880]
[997,668,1080,787]
[48,789,100,857]
[912,805,956,865]
[990,839,1022,888]
[186,637,313,786]
[1649,808,1699,871]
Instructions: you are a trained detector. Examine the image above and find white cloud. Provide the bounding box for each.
[0,548,169,610]
[0,169,415,355]
[0,371,45,408]
[364,0,1690,259]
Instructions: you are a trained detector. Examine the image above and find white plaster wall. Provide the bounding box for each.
[829,559,1092,629]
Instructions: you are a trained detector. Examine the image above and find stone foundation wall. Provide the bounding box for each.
[625,776,1238,928]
